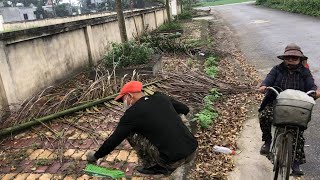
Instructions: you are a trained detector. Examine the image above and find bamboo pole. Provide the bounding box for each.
[0,79,164,137]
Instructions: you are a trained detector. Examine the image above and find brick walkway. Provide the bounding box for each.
[0,101,172,179]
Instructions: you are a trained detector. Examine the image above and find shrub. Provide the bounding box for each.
[260,0,320,17]
[140,33,185,53]
[103,41,154,68]
[158,22,182,32]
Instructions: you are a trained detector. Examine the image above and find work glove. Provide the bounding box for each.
[86,151,98,163]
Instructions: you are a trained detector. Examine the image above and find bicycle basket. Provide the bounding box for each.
[273,98,314,128]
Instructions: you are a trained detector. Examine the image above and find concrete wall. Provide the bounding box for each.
[144,11,157,31]
[1,9,147,31]
[0,30,90,104]
[0,7,169,117]
[0,57,9,121]
[3,11,115,31]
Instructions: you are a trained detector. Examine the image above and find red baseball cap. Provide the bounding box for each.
[114,81,143,102]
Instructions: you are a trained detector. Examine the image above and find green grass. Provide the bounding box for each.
[193,0,253,7]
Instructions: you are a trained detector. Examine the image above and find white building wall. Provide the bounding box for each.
[0,7,36,22]
[171,0,177,16]
[0,15,3,31]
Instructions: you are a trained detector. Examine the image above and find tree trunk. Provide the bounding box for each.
[115,0,128,42]
[166,0,171,22]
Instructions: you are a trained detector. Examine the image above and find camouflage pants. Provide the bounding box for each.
[127,133,196,170]
[259,105,306,164]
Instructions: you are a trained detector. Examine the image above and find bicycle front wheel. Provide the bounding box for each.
[273,133,283,180]
[280,133,293,180]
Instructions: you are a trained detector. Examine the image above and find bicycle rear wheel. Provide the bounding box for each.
[280,133,293,180]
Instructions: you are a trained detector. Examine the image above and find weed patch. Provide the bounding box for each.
[204,56,219,78]
[36,159,54,166]
[194,89,221,128]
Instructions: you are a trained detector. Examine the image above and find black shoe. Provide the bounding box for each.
[136,165,172,175]
[260,142,271,155]
[291,160,304,176]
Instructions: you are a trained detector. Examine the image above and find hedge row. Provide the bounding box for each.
[256,0,320,17]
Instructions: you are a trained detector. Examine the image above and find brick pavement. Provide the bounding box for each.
[0,104,172,180]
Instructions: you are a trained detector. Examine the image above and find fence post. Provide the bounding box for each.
[154,9,158,28]
[141,13,145,31]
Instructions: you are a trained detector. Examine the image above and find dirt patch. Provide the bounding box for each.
[186,11,268,180]
[208,10,295,180]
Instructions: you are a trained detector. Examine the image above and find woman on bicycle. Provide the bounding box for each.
[257,43,317,175]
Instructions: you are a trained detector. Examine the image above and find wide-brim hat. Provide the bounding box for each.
[277,43,308,60]
[114,81,143,102]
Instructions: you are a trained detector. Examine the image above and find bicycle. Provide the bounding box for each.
[265,87,316,180]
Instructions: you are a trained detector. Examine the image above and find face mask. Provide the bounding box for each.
[123,96,132,110]
[287,63,300,70]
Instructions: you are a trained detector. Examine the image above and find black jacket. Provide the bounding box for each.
[94,92,198,163]
[259,63,317,112]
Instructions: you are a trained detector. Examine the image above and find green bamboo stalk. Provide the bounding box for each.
[0,79,164,137]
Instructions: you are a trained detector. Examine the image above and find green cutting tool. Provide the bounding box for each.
[84,164,125,179]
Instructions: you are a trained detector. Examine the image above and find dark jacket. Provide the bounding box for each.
[94,92,198,163]
[259,63,317,112]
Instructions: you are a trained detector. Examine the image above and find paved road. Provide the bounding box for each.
[203,2,320,179]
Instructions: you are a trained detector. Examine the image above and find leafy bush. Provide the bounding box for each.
[255,0,267,5]
[158,22,182,32]
[140,33,186,53]
[103,41,154,68]
[260,0,320,17]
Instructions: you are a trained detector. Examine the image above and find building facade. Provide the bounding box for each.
[0,7,36,23]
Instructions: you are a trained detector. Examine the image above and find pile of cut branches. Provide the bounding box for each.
[1,67,151,129]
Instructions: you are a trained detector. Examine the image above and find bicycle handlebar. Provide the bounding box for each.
[266,87,280,96]
[306,90,316,95]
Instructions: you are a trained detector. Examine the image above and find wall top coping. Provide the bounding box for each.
[0,6,165,44]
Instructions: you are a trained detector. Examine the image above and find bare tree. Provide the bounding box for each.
[115,0,128,42]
